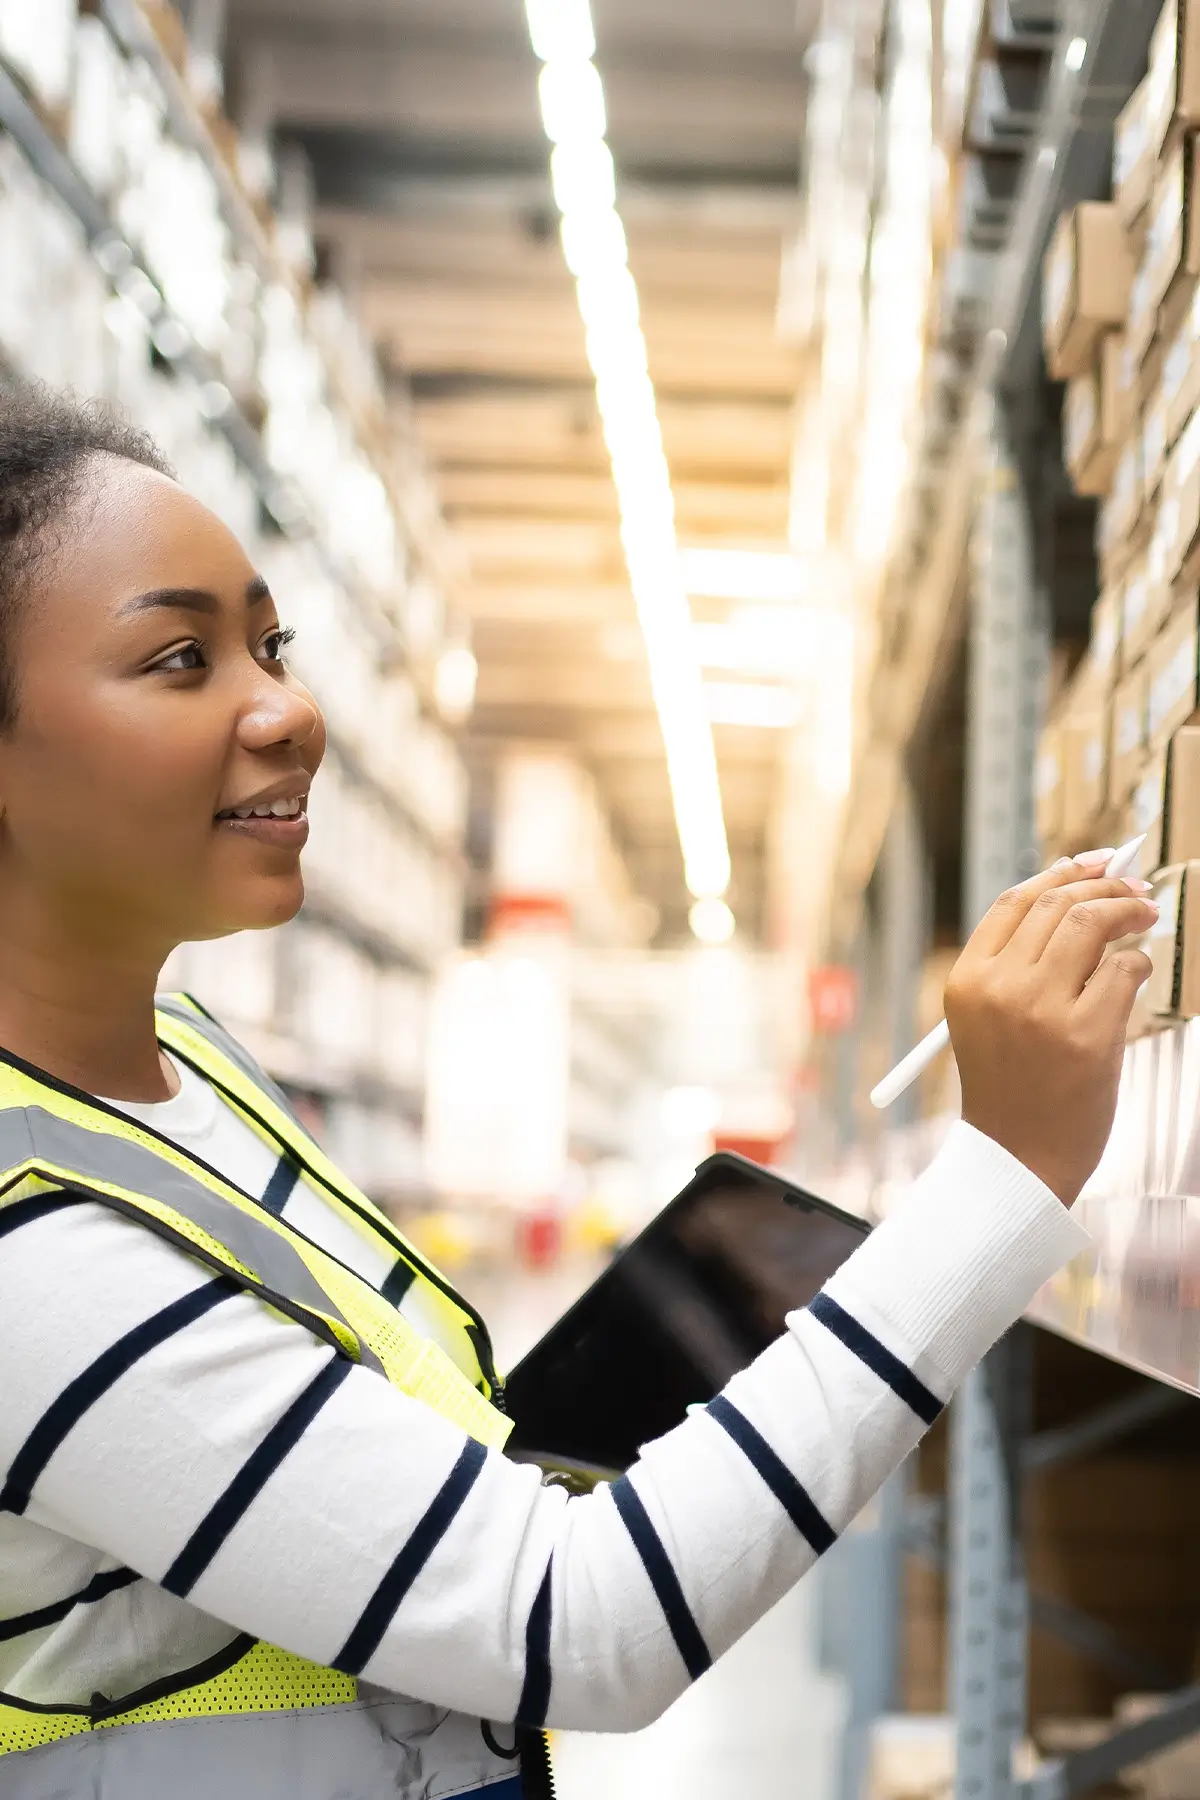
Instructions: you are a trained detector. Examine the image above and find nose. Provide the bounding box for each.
[236,667,322,754]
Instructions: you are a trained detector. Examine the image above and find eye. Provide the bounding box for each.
[259,626,296,665]
[151,641,207,674]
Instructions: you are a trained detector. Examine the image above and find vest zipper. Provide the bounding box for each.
[517,1726,557,1800]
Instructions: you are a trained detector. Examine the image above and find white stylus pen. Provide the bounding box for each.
[868,834,1149,1112]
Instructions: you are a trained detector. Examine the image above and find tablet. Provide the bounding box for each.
[502,1151,870,1482]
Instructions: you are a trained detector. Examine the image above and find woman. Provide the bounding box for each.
[0,388,1156,1799]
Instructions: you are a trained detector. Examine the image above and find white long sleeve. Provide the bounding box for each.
[0,1121,1085,1732]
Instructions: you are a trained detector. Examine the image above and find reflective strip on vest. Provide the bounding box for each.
[0,1105,375,1368]
[0,1026,511,1450]
[0,1000,514,1774]
[155,996,503,1403]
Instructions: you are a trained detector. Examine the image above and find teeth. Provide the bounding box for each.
[222,796,304,821]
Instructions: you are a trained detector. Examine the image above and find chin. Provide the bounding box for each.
[200,874,307,939]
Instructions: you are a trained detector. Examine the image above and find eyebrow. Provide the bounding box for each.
[120,577,271,618]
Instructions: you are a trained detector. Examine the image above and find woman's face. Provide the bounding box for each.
[0,456,326,957]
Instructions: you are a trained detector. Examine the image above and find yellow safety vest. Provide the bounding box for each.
[0,993,515,1763]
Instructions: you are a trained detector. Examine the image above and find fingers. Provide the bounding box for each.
[1006,876,1155,963]
[1038,896,1160,996]
[967,850,1114,959]
[1078,946,1154,1021]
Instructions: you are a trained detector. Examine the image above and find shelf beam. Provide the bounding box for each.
[950,1330,1032,1800]
[1023,1688,1200,1800]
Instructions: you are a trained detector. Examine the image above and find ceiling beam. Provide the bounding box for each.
[460,582,635,625]
[238,29,806,164]
[440,471,789,536]
[320,205,793,297]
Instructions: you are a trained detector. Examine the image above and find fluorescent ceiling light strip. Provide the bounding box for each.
[524,0,731,902]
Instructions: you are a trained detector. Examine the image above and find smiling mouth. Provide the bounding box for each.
[215,796,307,822]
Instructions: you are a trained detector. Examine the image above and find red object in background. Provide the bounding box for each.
[516,1208,562,1271]
[808,965,859,1035]
[487,893,572,938]
[713,1134,785,1167]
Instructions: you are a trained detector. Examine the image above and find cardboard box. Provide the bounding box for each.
[1086,583,1123,689]
[1161,408,1200,584]
[1102,439,1147,562]
[1062,705,1111,840]
[1141,137,1200,324]
[1150,491,1189,630]
[1147,591,1200,746]
[1043,205,1136,380]
[1111,661,1151,802]
[1144,385,1172,503]
[1132,746,1169,872]
[1121,554,1155,669]
[1112,337,1166,457]
[1128,274,1157,378]
[1162,722,1200,864]
[1115,73,1157,234]
[1147,0,1200,159]
[1065,335,1126,496]
[1161,284,1200,446]
[1144,862,1200,1017]
[1036,722,1065,851]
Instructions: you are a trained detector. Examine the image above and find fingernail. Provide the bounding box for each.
[1052,857,1075,870]
[1075,847,1115,867]
[1124,878,1154,893]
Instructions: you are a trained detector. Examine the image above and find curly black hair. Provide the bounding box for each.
[0,385,173,726]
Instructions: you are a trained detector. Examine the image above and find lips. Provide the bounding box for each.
[214,792,309,849]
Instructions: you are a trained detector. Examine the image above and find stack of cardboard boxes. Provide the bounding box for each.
[1040,0,1200,1028]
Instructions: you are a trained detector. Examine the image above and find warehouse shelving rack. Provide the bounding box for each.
[821,3,1200,1799]
[0,5,468,1187]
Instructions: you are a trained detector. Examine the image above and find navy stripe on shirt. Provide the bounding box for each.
[380,1259,417,1307]
[162,1353,352,1597]
[0,1565,140,1642]
[809,1292,943,1425]
[516,1561,554,1728]
[707,1395,837,1553]
[0,1192,83,1241]
[259,1153,300,1216]
[334,1437,488,1675]
[0,1277,240,1516]
[609,1476,711,1681]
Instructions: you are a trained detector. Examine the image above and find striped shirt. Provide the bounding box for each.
[0,1078,1086,1734]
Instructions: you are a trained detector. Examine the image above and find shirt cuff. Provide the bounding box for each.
[815,1121,1090,1393]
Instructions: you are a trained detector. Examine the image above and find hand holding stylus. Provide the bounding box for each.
[870,837,1147,1113]
[941,852,1156,1206]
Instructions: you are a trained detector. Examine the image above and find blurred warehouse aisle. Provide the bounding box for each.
[553,1581,845,1800]
[12,2,1200,1799]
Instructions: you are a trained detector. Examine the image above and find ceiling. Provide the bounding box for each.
[224,0,817,940]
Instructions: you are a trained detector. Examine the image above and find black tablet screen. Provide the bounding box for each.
[502,1153,869,1475]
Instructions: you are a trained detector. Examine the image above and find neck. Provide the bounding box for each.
[0,892,171,1100]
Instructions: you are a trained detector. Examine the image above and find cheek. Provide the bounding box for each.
[7,687,219,853]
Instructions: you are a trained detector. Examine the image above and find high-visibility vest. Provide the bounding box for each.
[0,994,539,1798]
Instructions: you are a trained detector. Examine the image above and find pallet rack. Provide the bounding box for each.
[0,3,467,1201]
[815,3,1200,1799]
